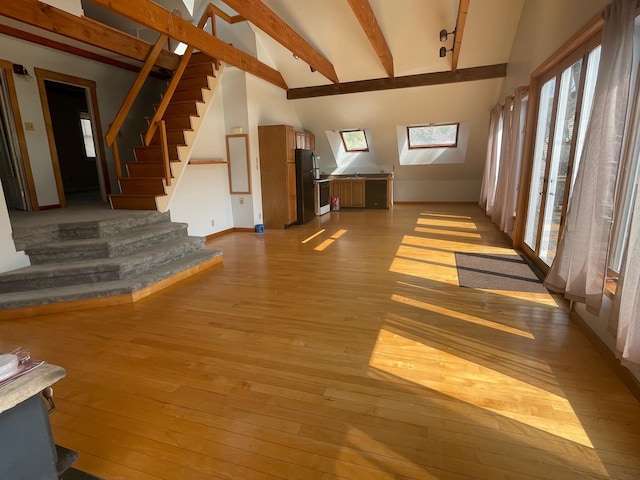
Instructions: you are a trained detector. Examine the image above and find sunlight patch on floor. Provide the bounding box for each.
[311,229,347,251]
[482,288,561,306]
[415,226,482,238]
[369,327,596,449]
[389,256,459,285]
[391,293,534,339]
[302,229,326,243]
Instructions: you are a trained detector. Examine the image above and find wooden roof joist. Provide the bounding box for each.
[89,0,287,89]
[0,0,179,71]
[221,0,338,84]
[287,63,507,99]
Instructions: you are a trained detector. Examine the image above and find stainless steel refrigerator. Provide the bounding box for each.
[295,149,315,225]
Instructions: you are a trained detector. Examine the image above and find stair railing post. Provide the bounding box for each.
[144,8,214,146]
[158,120,171,187]
[112,136,123,181]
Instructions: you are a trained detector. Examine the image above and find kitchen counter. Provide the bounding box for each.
[321,173,394,180]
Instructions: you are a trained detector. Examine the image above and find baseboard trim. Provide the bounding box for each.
[206,227,255,241]
[570,308,640,402]
[393,201,478,205]
[0,256,223,321]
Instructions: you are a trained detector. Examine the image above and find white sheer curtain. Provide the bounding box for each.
[491,96,514,226]
[480,106,502,212]
[610,176,640,365]
[492,88,529,236]
[544,0,635,315]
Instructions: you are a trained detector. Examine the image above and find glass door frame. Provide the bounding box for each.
[514,26,602,273]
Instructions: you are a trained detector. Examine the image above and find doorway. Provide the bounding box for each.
[0,63,35,211]
[35,68,109,208]
[44,81,100,202]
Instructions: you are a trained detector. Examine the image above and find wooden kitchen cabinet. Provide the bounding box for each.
[259,125,299,228]
[331,179,365,208]
[286,162,297,224]
[305,132,315,151]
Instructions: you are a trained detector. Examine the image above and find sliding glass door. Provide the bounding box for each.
[522,43,601,268]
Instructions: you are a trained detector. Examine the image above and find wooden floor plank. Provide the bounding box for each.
[2,205,640,479]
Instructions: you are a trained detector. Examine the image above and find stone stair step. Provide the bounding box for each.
[12,211,171,250]
[0,236,205,293]
[0,249,222,311]
[25,222,188,264]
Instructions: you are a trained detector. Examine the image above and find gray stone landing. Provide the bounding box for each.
[1,210,222,312]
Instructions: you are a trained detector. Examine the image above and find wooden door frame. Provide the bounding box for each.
[34,67,110,208]
[0,59,38,210]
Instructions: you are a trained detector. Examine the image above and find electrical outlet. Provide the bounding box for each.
[211,219,215,226]
[24,122,34,131]
[239,197,244,205]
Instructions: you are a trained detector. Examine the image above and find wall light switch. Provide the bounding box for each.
[24,122,35,131]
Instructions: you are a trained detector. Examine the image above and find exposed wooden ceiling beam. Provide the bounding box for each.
[451,0,470,73]
[89,0,287,89]
[0,0,179,71]
[0,24,168,78]
[221,0,339,84]
[346,0,393,78]
[287,63,506,99]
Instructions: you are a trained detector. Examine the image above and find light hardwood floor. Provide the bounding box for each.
[1,204,640,479]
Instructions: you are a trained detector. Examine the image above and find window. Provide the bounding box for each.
[407,123,459,149]
[339,129,369,152]
[79,113,96,159]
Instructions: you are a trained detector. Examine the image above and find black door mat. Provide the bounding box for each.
[455,252,548,293]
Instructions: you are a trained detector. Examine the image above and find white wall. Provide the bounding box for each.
[246,69,303,227]
[499,0,610,98]
[0,184,29,273]
[0,33,162,206]
[291,78,503,202]
[0,33,162,272]
[169,84,234,236]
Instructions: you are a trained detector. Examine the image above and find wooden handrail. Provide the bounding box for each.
[106,33,168,149]
[158,120,171,187]
[144,7,215,146]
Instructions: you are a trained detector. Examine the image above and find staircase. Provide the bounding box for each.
[109,52,223,211]
[0,210,222,316]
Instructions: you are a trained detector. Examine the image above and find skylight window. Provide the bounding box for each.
[407,123,459,149]
[340,129,369,152]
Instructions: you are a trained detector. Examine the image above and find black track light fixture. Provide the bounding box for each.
[439,46,453,58]
[439,28,455,42]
